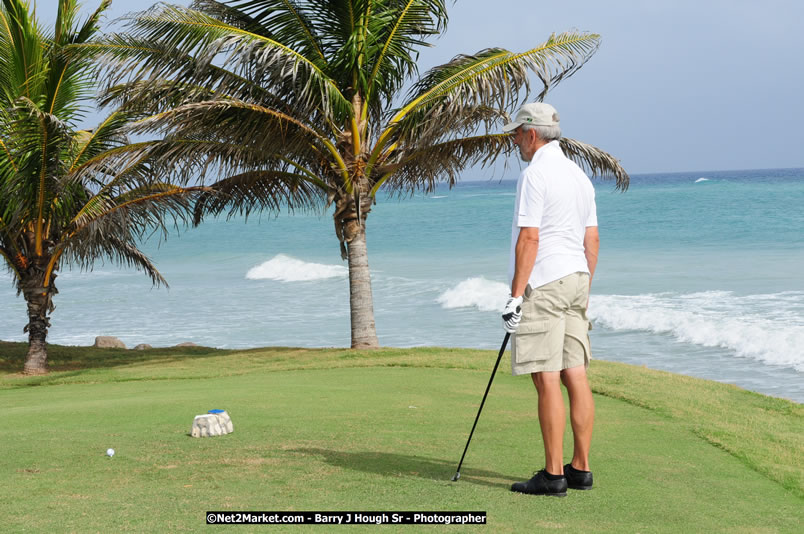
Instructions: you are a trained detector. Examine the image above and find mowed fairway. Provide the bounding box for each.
[2,344,802,532]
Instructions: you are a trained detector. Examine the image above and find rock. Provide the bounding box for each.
[191,415,221,438]
[214,410,234,434]
[190,410,234,438]
[94,336,126,349]
[174,342,199,347]
[133,344,152,350]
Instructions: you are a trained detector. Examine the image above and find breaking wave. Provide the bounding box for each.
[590,291,804,371]
[437,277,509,312]
[246,254,347,282]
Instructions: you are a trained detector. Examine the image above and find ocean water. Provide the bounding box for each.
[1,168,803,403]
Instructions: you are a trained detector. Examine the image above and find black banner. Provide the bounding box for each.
[205,511,487,525]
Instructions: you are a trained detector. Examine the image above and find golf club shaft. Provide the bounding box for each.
[453,332,511,478]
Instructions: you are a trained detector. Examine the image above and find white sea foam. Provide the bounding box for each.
[245,254,347,282]
[590,291,804,371]
[437,277,508,312]
[695,177,710,183]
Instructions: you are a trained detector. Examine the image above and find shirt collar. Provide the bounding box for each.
[528,140,561,165]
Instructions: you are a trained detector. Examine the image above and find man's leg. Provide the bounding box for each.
[530,370,565,475]
[560,365,594,471]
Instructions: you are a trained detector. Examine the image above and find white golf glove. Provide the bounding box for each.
[502,295,524,333]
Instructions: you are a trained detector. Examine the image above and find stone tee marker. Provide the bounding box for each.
[191,410,234,438]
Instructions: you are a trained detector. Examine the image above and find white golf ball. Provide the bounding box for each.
[106,448,115,457]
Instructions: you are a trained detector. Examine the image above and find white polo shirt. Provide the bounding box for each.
[509,140,598,289]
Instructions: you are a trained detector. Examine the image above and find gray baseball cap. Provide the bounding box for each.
[502,102,560,132]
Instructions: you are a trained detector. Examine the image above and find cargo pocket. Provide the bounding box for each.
[513,319,557,364]
[564,316,592,365]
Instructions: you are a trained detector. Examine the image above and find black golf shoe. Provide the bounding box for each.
[564,463,593,490]
[510,470,567,497]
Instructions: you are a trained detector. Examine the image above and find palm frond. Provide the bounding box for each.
[54,0,78,46]
[2,98,71,252]
[192,169,323,225]
[559,137,629,191]
[190,0,267,33]
[364,100,510,181]
[364,0,447,107]
[71,0,112,43]
[93,3,348,117]
[66,140,155,187]
[372,132,511,196]
[310,0,358,48]
[68,111,131,172]
[64,184,211,258]
[124,100,344,178]
[44,54,88,120]
[0,136,17,171]
[63,234,169,287]
[108,238,168,287]
[214,0,326,63]
[374,132,629,195]
[71,184,206,230]
[384,104,508,157]
[67,139,225,190]
[382,31,600,153]
[0,211,26,265]
[0,8,14,103]
[0,243,23,281]
[1,0,48,102]
[69,135,328,204]
[74,36,283,117]
[45,0,112,120]
[99,79,220,116]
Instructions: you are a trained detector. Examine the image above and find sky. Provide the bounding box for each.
[34,0,804,175]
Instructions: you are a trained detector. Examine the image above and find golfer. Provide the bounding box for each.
[501,102,598,497]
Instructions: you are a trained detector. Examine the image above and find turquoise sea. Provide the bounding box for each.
[2,168,803,403]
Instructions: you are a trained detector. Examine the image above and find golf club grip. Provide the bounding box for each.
[453,332,511,477]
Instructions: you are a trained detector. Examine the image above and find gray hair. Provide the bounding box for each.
[521,123,561,142]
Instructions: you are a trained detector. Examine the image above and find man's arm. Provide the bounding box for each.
[511,226,540,298]
[583,226,599,288]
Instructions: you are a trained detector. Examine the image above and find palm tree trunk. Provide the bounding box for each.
[345,220,379,349]
[333,190,380,349]
[21,274,53,375]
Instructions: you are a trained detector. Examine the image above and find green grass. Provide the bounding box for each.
[1,341,802,532]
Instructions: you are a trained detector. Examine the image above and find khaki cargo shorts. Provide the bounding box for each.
[511,272,592,376]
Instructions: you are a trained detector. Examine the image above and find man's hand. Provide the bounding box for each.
[502,295,524,333]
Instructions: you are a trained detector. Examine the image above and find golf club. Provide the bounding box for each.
[451,332,511,482]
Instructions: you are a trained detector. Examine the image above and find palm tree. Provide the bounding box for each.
[82,0,629,349]
[0,0,209,374]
